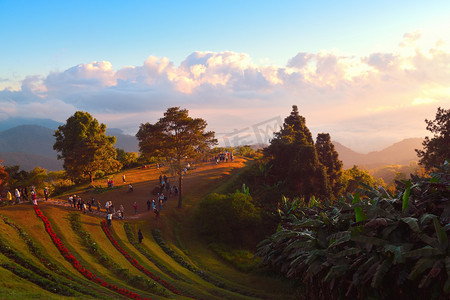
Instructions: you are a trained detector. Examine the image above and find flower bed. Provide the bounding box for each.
[101,220,196,299]
[0,214,104,298]
[33,205,146,299]
[123,222,181,281]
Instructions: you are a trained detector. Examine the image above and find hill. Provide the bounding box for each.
[0,125,139,171]
[0,117,62,131]
[0,158,295,299]
[0,151,63,171]
[333,138,423,169]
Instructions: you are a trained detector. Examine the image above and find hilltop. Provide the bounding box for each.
[0,158,295,299]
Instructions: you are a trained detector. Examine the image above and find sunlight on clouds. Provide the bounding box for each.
[412,97,434,106]
[2,32,450,152]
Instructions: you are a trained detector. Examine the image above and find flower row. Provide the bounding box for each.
[33,205,147,299]
[101,220,195,298]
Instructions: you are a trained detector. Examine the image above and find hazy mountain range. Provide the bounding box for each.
[333,138,423,169]
[0,124,139,171]
[0,120,423,171]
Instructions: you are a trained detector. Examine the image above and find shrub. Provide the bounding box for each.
[195,192,261,244]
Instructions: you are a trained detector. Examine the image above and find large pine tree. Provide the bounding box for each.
[316,133,344,197]
[264,105,330,200]
[136,107,217,208]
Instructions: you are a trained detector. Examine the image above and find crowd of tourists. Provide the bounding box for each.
[0,186,49,206]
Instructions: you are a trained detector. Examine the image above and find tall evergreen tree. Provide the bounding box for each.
[416,107,450,170]
[316,133,344,197]
[264,105,330,200]
[54,111,121,183]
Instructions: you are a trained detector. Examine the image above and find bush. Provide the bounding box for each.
[257,161,450,299]
[195,192,261,245]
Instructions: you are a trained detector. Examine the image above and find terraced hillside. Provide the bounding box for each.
[0,158,294,299]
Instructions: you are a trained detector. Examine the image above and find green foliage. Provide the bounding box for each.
[263,105,330,200]
[209,243,261,273]
[152,229,260,298]
[342,165,384,194]
[54,111,122,183]
[136,107,217,208]
[235,145,258,158]
[316,133,344,197]
[416,107,450,170]
[116,149,139,169]
[258,162,450,299]
[195,192,261,244]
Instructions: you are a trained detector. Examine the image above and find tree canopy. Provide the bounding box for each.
[316,133,344,197]
[416,107,450,170]
[263,105,330,200]
[53,111,121,183]
[0,160,8,194]
[136,107,217,208]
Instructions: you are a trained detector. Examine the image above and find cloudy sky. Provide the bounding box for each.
[1,1,449,152]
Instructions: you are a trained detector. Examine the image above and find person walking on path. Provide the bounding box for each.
[14,188,20,204]
[44,187,49,201]
[106,213,112,226]
[6,190,12,205]
[133,202,138,214]
[31,191,37,206]
[122,174,126,183]
[138,229,143,243]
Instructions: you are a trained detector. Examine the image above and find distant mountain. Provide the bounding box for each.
[0,125,58,157]
[0,118,62,131]
[333,138,423,169]
[107,128,139,153]
[0,124,139,171]
[0,152,63,171]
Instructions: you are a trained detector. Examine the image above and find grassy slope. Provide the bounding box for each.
[0,157,294,299]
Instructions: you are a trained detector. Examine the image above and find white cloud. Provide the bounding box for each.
[1,33,449,152]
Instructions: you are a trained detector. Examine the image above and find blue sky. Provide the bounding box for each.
[2,1,448,79]
[1,1,450,152]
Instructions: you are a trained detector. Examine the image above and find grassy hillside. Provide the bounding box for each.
[0,157,294,299]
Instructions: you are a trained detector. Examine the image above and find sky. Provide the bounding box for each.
[1,0,450,153]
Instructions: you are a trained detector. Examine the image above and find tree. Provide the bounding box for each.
[136,107,217,208]
[54,111,121,183]
[0,160,8,194]
[263,105,330,200]
[316,133,344,197]
[342,165,384,194]
[416,107,450,170]
[116,149,138,169]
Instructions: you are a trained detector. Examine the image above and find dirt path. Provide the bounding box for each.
[45,158,247,222]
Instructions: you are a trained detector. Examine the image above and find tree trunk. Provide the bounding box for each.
[178,173,182,208]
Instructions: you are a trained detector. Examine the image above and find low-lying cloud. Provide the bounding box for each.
[1,32,449,152]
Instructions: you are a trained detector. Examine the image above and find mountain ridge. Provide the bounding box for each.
[0,124,424,171]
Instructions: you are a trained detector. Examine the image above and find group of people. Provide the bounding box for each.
[1,186,47,205]
[215,152,233,164]
[69,195,99,214]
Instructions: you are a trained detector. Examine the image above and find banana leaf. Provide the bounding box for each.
[371,258,392,288]
[402,180,412,211]
[433,217,448,250]
[404,245,444,258]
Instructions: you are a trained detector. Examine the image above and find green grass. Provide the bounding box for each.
[0,157,295,299]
